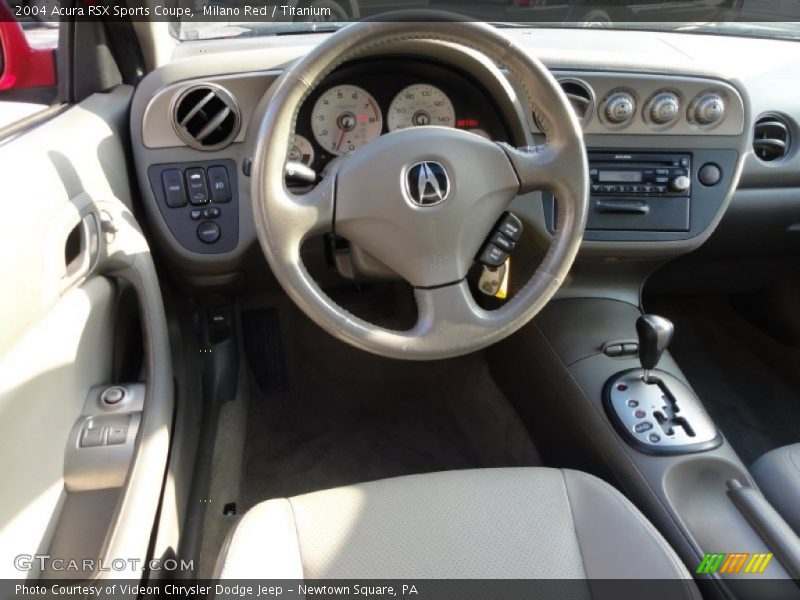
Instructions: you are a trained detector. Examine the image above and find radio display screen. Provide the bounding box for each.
[599,170,642,182]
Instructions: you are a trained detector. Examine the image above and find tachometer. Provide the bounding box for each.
[387,84,456,131]
[311,85,383,156]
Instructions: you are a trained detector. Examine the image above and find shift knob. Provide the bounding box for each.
[636,314,674,381]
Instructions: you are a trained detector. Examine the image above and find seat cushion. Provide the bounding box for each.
[752,443,800,534]
[218,467,697,594]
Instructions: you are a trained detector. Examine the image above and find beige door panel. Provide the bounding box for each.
[0,87,174,580]
[0,277,115,578]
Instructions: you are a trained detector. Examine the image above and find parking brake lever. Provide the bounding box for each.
[636,314,674,383]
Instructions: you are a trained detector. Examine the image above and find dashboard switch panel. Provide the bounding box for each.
[208,165,232,203]
[148,159,239,254]
[161,169,187,208]
[186,168,210,204]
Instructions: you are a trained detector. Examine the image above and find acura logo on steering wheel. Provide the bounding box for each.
[406,161,450,206]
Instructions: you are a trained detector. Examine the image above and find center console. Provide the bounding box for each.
[488,298,800,599]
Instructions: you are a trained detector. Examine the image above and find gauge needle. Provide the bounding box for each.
[336,127,346,152]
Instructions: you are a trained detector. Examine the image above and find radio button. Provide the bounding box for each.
[699,164,722,186]
[671,175,691,192]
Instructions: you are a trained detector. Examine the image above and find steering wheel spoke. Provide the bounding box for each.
[413,281,488,340]
[500,143,587,198]
[289,174,336,241]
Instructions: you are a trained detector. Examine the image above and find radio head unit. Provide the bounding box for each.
[589,153,691,197]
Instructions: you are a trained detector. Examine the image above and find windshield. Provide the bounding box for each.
[172,1,800,41]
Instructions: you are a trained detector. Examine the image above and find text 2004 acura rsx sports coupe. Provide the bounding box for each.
[2,2,800,599]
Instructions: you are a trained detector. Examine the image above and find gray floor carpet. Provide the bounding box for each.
[647,295,800,465]
[240,303,541,510]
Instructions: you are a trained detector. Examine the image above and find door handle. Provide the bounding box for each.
[60,214,99,293]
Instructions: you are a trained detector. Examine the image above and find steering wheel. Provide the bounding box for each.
[251,21,588,360]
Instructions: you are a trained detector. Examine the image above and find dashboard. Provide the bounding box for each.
[129,27,800,288]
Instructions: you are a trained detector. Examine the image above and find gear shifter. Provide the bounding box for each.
[636,315,674,383]
[604,313,719,454]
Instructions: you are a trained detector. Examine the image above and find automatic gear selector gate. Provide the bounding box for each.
[604,315,721,454]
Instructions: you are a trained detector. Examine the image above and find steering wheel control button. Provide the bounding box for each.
[699,163,722,186]
[197,221,221,244]
[101,386,126,406]
[497,212,523,241]
[208,165,232,203]
[648,433,662,444]
[634,409,647,419]
[478,244,509,268]
[634,421,654,434]
[491,231,516,252]
[202,206,221,219]
[162,169,187,208]
[190,209,202,220]
[186,168,210,204]
[626,399,639,408]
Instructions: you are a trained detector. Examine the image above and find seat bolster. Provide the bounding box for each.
[751,443,800,535]
[562,470,698,596]
[218,498,304,579]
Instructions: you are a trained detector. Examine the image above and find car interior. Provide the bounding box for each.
[3,3,800,599]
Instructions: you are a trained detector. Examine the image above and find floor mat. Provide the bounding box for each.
[647,295,800,465]
[239,305,541,509]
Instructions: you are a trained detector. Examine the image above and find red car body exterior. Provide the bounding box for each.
[0,2,56,91]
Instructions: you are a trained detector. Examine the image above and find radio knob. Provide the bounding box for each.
[671,175,691,192]
[604,92,636,125]
[649,92,680,125]
[693,94,725,126]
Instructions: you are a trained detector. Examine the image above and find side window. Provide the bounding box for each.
[0,0,59,129]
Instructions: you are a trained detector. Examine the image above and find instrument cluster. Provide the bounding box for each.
[293,58,510,170]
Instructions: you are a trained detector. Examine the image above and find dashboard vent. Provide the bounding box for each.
[559,79,594,126]
[753,115,789,162]
[173,84,240,151]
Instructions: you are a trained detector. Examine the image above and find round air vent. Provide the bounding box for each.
[173,84,241,151]
[753,115,790,162]
[559,78,594,126]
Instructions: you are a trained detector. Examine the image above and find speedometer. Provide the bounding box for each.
[387,84,456,132]
[311,85,383,156]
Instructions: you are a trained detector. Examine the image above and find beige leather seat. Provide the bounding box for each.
[752,443,800,535]
[218,468,698,596]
